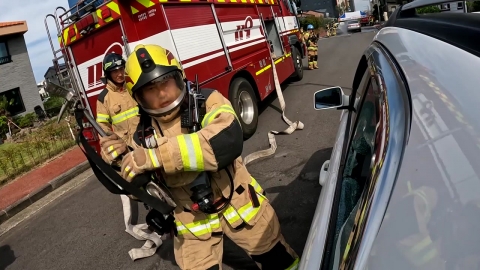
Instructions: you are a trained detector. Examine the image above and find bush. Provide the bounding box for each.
[300,16,325,30]
[0,116,7,137]
[43,96,65,117]
[44,96,64,110]
[417,5,441,14]
[14,113,38,128]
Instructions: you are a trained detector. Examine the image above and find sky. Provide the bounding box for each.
[1,0,69,84]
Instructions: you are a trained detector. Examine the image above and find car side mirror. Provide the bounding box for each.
[313,86,349,110]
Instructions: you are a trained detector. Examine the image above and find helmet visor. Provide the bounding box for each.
[134,71,186,116]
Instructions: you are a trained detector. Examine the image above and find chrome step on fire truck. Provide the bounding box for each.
[45,0,305,152]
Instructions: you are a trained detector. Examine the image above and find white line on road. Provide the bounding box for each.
[0,169,94,238]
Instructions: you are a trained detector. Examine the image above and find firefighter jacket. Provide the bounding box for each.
[132,89,268,240]
[303,32,317,52]
[96,80,140,146]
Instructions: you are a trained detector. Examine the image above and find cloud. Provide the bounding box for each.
[1,0,69,83]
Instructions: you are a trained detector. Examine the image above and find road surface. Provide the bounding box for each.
[0,32,376,270]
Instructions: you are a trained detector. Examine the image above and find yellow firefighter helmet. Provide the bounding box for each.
[125,44,186,117]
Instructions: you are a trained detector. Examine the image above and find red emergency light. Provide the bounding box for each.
[76,13,98,36]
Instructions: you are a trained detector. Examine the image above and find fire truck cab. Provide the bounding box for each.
[45,0,305,151]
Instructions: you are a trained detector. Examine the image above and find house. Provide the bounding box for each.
[301,0,338,18]
[438,1,466,13]
[0,20,44,116]
[44,63,68,87]
[298,10,326,18]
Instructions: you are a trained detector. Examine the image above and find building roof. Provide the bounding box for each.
[0,20,28,37]
[44,63,67,79]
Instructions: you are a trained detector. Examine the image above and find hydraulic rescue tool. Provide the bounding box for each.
[47,81,176,235]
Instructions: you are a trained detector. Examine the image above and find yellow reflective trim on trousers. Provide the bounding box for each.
[223,205,242,224]
[237,192,266,222]
[286,258,299,270]
[201,104,238,127]
[223,189,266,225]
[175,214,219,236]
[250,177,263,193]
[96,113,111,123]
[111,107,139,124]
[148,149,161,168]
[177,133,204,171]
[402,236,438,267]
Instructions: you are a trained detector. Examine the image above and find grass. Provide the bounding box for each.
[0,119,78,186]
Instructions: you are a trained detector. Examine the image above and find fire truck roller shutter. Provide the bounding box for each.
[229,77,259,141]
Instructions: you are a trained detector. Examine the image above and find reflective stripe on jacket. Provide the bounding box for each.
[95,80,140,145]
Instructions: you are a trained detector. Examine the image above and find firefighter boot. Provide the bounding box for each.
[313,55,319,69]
[308,55,314,70]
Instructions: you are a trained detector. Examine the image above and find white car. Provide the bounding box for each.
[299,0,480,269]
[347,19,361,32]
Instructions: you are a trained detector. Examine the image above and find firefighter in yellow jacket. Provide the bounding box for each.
[303,24,318,70]
[95,52,163,260]
[100,44,299,270]
[96,53,139,148]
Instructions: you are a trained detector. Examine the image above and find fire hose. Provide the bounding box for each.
[243,55,304,165]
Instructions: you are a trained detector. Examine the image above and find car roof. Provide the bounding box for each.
[366,11,480,269]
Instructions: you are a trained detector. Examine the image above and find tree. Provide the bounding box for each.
[300,16,325,30]
[417,5,441,14]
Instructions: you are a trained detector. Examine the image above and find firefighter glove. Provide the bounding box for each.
[120,147,163,182]
[99,133,128,164]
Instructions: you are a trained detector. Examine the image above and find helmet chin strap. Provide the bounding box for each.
[141,88,186,117]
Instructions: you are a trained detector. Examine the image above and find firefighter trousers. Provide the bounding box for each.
[173,202,299,270]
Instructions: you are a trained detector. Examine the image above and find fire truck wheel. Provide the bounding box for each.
[290,47,303,82]
[229,77,258,140]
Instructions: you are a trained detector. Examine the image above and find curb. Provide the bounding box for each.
[0,161,91,225]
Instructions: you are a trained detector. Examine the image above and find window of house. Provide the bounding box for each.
[457,2,463,9]
[440,3,450,10]
[0,41,11,65]
[0,88,26,116]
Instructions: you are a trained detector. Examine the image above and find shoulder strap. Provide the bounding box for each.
[133,109,155,148]
[97,89,108,104]
[201,88,215,101]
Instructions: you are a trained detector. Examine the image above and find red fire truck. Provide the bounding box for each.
[45,0,305,151]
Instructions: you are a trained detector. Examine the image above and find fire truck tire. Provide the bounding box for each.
[290,47,303,82]
[229,77,258,140]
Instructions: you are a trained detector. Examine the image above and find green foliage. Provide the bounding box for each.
[43,96,64,110]
[0,116,8,136]
[14,113,38,128]
[416,5,441,14]
[0,119,77,186]
[300,16,325,30]
[467,1,480,12]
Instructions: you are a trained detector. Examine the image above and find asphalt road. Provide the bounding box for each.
[0,32,376,270]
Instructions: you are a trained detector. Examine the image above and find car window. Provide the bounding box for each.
[326,77,380,270]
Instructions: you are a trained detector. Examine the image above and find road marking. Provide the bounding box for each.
[0,169,94,238]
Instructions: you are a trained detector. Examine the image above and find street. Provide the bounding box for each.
[0,32,376,270]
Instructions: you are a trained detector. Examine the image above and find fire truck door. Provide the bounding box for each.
[259,12,285,58]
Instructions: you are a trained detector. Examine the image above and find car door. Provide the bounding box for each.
[318,42,410,270]
[299,56,372,269]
